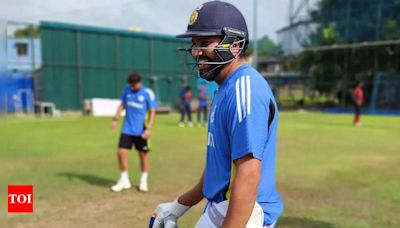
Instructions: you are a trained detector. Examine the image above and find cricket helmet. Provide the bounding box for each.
[177,1,249,81]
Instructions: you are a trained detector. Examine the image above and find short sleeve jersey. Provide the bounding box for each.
[203,64,283,225]
[120,85,157,136]
[353,87,364,104]
[198,89,208,107]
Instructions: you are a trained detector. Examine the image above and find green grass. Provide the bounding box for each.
[1,112,400,227]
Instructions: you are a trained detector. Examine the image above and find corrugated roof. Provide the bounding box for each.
[40,21,190,43]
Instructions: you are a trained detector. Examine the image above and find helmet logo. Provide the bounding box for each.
[188,10,198,26]
[225,27,246,36]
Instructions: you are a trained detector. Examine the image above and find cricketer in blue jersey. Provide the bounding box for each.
[150,1,283,228]
[203,64,283,225]
[197,82,209,126]
[111,72,157,193]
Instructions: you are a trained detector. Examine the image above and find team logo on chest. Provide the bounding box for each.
[138,95,145,102]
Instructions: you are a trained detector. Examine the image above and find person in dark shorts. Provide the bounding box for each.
[111,72,157,192]
[179,85,193,127]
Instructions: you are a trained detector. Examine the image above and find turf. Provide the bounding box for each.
[1,112,400,227]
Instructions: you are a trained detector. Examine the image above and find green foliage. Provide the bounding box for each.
[298,50,342,95]
[384,20,400,38]
[248,35,279,56]
[322,23,339,44]
[299,0,400,98]
[310,0,400,44]
[13,25,40,38]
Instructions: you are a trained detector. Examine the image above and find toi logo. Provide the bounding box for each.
[8,185,33,213]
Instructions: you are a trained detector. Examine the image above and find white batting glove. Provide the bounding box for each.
[150,199,190,228]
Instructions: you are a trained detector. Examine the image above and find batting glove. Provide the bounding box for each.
[150,199,190,228]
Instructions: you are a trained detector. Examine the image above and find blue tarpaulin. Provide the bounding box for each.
[0,75,34,113]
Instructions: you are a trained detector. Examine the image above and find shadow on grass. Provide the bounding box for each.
[278,216,335,228]
[57,172,114,187]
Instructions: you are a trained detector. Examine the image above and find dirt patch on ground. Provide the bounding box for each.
[8,185,193,228]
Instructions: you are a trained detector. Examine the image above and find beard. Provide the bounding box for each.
[195,55,226,81]
[196,55,220,76]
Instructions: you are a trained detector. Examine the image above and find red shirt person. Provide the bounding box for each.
[353,81,364,126]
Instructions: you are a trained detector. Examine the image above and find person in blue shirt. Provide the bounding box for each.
[150,1,283,228]
[179,85,193,127]
[197,82,209,126]
[111,72,157,192]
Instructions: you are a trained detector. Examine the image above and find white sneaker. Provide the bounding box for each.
[188,122,193,127]
[139,182,148,192]
[178,122,185,127]
[111,179,132,192]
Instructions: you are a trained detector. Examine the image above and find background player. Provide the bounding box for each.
[197,82,209,126]
[111,72,157,192]
[352,81,364,126]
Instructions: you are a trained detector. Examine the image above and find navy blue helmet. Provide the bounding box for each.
[177,1,249,81]
[177,1,248,40]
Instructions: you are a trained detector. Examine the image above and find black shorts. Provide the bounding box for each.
[118,133,149,152]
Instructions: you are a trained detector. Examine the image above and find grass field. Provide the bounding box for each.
[2,112,400,227]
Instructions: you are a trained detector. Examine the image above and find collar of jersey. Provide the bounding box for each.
[219,64,250,90]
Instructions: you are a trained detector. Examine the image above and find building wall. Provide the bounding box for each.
[7,38,41,71]
[40,21,194,110]
[0,19,7,74]
[277,22,317,56]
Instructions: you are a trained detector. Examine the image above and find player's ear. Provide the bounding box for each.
[231,38,242,56]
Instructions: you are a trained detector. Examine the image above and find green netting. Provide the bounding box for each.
[40,21,192,110]
[370,73,400,110]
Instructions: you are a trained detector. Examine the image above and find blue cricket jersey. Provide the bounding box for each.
[203,64,283,225]
[198,89,208,107]
[120,85,157,136]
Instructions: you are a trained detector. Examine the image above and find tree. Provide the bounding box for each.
[14,25,40,38]
[299,0,400,103]
[310,0,400,44]
[247,35,279,57]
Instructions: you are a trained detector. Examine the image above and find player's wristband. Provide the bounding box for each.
[171,199,190,217]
